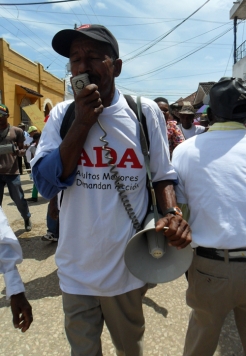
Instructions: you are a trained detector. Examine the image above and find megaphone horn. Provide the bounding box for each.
[124,212,193,284]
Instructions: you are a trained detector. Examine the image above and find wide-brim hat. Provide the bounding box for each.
[209,77,246,120]
[179,105,195,115]
[52,24,119,58]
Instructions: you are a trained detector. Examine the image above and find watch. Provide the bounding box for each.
[163,206,183,217]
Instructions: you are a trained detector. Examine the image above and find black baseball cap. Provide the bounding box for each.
[52,24,119,58]
[210,77,246,120]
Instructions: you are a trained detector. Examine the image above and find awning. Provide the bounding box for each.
[22,105,45,131]
[16,85,43,98]
[196,104,209,114]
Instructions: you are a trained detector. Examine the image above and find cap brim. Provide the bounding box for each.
[52,29,111,58]
[179,111,194,115]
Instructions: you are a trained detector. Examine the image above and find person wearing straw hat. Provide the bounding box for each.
[178,104,206,139]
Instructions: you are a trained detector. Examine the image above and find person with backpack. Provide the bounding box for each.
[31,24,191,356]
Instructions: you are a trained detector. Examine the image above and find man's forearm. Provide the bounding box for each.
[154,180,177,214]
[154,181,192,248]
[32,149,76,200]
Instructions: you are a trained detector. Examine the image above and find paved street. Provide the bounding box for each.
[0,173,244,356]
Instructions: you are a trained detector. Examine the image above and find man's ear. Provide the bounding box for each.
[113,59,122,78]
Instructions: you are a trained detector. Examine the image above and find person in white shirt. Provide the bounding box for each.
[178,104,206,139]
[172,77,246,356]
[0,206,33,332]
[24,126,38,164]
[31,24,191,356]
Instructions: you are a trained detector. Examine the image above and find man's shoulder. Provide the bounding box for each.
[140,96,159,111]
[11,126,23,133]
[174,134,196,154]
[124,94,158,111]
[194,124,206,133]
[9,126,24,139]
[50,100,74,115]
[48,100,74,124]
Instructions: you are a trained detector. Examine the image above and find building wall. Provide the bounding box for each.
[233,57,246,80]
[0,38,65,126]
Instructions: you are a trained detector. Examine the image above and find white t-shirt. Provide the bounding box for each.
[179,124,205,139]
[24,135,33,162]
[172,129,246,249]
[33,90,177,296]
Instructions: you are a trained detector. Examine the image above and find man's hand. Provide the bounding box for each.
[17,149,26,157]
[13,147,26,157]
[11,292,33,332]
[74,83,104,128]
[155,214,191,249]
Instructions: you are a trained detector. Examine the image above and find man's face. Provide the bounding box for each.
[157,102,169,122]
[0,113,9,127]
[69,37,122,105]
[29,130,37,137]
[179,114,194,129]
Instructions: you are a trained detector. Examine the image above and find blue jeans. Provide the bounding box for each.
[47,202,59,238]
[0,174,31,220]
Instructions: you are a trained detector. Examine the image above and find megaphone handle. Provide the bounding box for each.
[150,187,160,225]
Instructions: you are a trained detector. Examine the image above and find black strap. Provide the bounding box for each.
[60,101,75,140]
[60,96,150,150]
[124,95,149,149]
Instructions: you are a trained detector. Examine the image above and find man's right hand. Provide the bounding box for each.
[11,292,33,332]
[73,83,104,128]
[60,84,104,181]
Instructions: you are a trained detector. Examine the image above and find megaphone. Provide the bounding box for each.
[124,212,193,284]
[0,143,18,155]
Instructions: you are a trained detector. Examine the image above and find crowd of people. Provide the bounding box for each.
[0,23,246,356]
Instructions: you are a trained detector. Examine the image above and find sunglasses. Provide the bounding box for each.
[0,113,8,117]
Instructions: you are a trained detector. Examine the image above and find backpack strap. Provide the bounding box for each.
[60,101,75,140]
[124,94,150,150]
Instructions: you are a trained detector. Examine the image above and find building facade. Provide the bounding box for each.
[0,38,65,129]
[230,0,246,79]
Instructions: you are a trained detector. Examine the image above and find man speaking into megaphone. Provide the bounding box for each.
[31,24,191,356]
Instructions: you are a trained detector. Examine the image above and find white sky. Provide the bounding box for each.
[0,0,244,102]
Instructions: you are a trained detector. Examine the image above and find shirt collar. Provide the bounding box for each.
[111,89,120,106]
[208,121,246,131]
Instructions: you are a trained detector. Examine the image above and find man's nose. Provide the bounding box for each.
[77,59,90,74]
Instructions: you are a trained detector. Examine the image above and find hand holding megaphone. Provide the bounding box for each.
[124,212,193,284]
[0,143,18,155]
[16,148,26,157]
[156,214,192,250]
